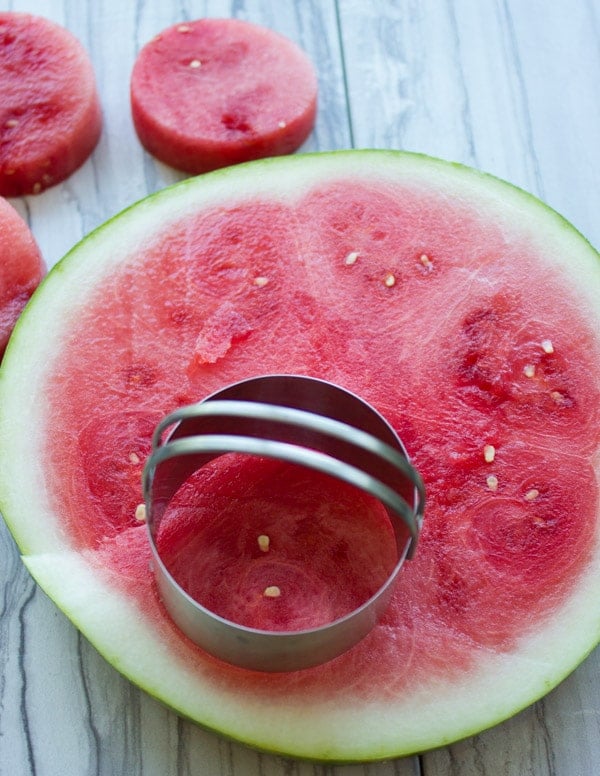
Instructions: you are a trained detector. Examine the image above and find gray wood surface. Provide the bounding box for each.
[1,1,599,774]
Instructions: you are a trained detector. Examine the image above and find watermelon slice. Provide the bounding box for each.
[0,196,45,354]
[130,18,317,174]
[1,151,599,762]
[0,12,101,196]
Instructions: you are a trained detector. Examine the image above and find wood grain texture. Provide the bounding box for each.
[1,1,599,774]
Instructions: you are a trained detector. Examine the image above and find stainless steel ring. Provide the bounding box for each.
[142,375,425,672]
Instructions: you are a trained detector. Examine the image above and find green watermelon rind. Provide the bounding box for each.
[1,150,600,761]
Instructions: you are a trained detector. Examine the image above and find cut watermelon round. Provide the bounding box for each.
[0,12,101,196]
[1,150,599,762]
[0,196,45,355]
[131,19,317,173]
[130,18,317,174]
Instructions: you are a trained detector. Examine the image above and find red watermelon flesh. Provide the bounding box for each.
[157,459,397,631]
[0,12,101,196]
[47,173,599,654]
[0,196,45,354]
[2,152,600,760]
[130,18,317,174]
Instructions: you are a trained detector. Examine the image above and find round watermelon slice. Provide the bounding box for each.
[1,150,599,762]
[130,18,317,174]
[0,195,45,355]
[0,12,102,196]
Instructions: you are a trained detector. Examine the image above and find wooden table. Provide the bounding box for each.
[2,1,599,774]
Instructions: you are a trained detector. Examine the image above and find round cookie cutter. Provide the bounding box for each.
[142,374,425,672]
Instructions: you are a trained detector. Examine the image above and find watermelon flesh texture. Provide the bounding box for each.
[0,12,101,196]
[130,18,317,174]
[158,459,398,631]
[1,152,600,761]
[0,196,45,354]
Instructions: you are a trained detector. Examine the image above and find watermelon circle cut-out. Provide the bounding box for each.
[130,18,317,174]
[0,150,599,762]
[0,196,45,355]
[0,12,102,196]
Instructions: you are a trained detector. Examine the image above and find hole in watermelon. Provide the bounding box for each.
[155,454,399,632]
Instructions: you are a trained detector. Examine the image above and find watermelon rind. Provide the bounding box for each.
[1,150,599,762]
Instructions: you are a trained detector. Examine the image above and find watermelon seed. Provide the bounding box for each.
[541,339,554,354]
[344,251,359,266]
[177,25,191,33]
[550,390,566,405]
[525,488,540,501]
[135,503,147,523]
[4,119,18,128]
[257,534,270,552]
[253,276,269,287]
[129,452,141,464]
[486,474,498,491]
[189,59,202,69]
[483,444,496,463]
[263,586,281,598]
[383,273,396,287]
[419,253,433,270]
[532,515,551,528]
[523,364,536,378]
[278,120,287,129]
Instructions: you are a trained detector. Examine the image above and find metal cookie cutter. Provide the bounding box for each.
[142,374,425,672]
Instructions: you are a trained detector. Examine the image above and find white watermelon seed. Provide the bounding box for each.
[278,120,287,128]
[189,59,202,68]
[257,534,270,552]
[550,390,565,405]
[541,339,554,354]
[129,451,141,464]
[135,503,147,523]
[523,364,535,378]
[5,119,18,128]
[344,251,359,266]
[419,253,433,269]
[486,474,498,491]
[525,488,540,501]
[253,276,269,287]
[263,586,281,598]
[483,444,496,463]
[178,25,191,33]
[384,273,396,287]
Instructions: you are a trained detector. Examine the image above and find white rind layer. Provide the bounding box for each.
[23,534,600,760]
[1,151,600,760]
